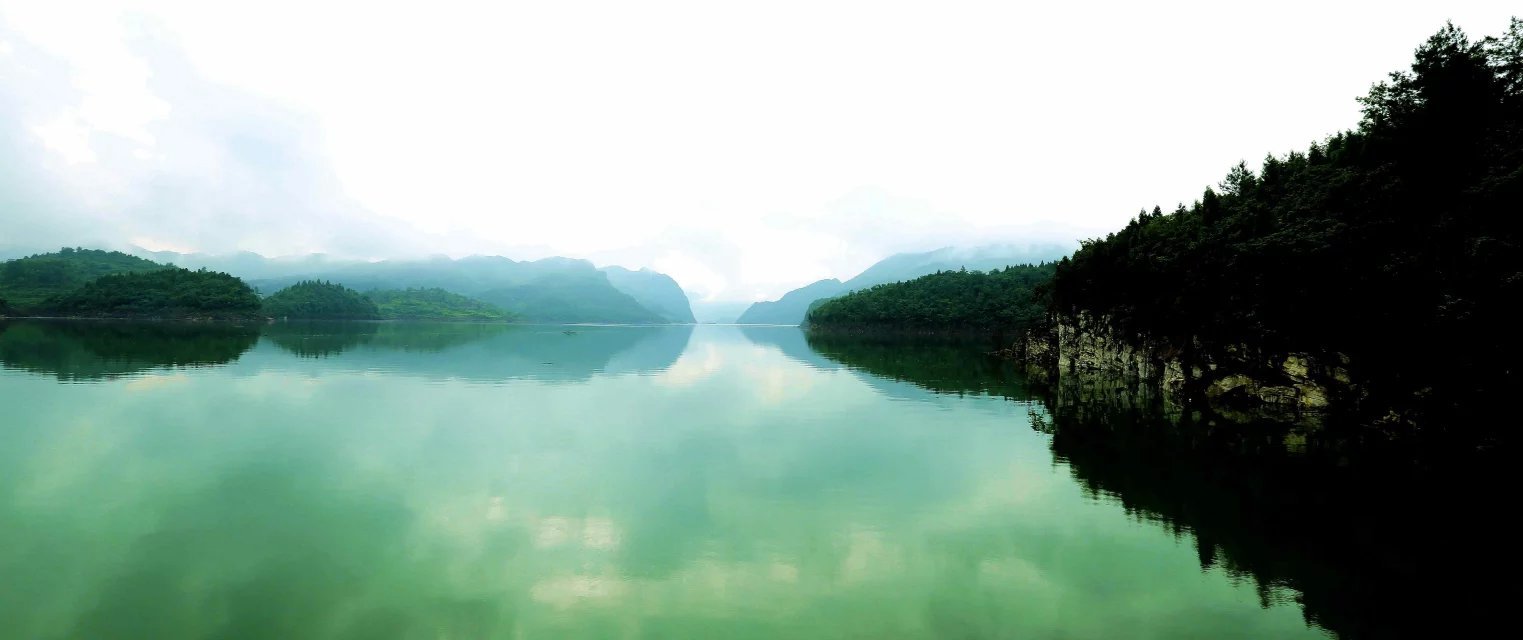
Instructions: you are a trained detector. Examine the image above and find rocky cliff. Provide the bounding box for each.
[1010,313,1360,426]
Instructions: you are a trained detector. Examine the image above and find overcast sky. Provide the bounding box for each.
[1,1,1516,301]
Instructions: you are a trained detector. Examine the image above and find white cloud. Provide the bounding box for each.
[2,1,1518,299]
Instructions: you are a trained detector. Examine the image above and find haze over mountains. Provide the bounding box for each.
[136,243,1078,326]
[735,243,1073,325]
[3,242,1073,325]
[131,248,694,324]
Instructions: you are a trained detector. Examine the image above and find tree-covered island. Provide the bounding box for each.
[260,281,381,320]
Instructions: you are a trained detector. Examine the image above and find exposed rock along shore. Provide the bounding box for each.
[1002,313,1358,425]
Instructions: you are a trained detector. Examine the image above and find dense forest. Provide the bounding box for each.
[0,248,165,309]
[366,288,514,321]
[738,244,1070,325]
[41,268,262,319]
[804,21,1522,428]
[262,281,381,319]
[806,264,1055,333]
[1050,21,1522,420]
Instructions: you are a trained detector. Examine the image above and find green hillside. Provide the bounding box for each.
[807,264,1055,333]
[737,244,1070,325]
[42,267,262,319]
[263,281,380,319]
[366,288,514,321]
[0,248,166,310]
[736,279,847,324]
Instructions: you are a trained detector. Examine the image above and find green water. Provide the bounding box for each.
[2,320,1493,638]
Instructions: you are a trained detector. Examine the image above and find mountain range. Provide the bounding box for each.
[6,243,1073,325]
[735,243,1073,325]
[130,249,695,324]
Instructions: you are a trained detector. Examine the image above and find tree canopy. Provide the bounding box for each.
[42,267,262,319]
[806,263,1054,333]
[1049,20,1523,417]
[262,281,381,320]
[0,248,165,310]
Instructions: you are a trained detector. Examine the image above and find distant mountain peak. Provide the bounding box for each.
[736,243,1072,325]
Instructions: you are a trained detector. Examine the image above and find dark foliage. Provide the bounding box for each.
[261,321,381,358]
[262,281,380,320]
[1051,21,1523,421]
[1038,374,1522,639]
[0,248,165,310]
[0,320,259,380]
[806,264,1055,334]
[738,244,1071,325]
[41,267,262,319]
[808,336,1522,638]
[805,333,1032,397]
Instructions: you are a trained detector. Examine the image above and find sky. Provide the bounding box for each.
[1,1,1517,302]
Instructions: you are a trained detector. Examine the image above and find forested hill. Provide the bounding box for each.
[263,281,381,320]
[807,264,1055,334]
[736,279,847,325]
[0,248,165,309]
[1050,21,1522,418]
[42,268,262,319]
[737,244,1070,325]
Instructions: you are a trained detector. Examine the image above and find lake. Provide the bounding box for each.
[0,321,1512,638]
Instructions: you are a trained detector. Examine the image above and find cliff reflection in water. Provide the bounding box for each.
[0,320,259,380]
[808,332,1521,639]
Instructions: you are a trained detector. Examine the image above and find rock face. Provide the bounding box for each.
[1015,313,1356,424]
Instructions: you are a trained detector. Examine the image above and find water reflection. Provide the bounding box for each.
[5,321,1505,638]
[0,319,259,380]
[738,325,843,370]
[812,331,1522,639]
[804,332,1032,399]
[254,323,695,382]
[0,320,694,384]
[4,325,1094,638]
[261,320,383,357]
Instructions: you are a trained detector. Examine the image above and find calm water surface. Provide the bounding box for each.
[1,320,1499,638]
